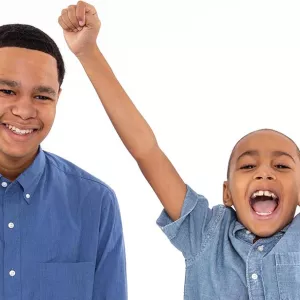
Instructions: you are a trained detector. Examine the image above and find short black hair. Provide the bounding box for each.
[226,128,300,179]
[0,24,65,88]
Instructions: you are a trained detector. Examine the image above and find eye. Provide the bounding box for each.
[35,95,51,100]
[240,164,255,169]
[0,89,15,95]
[275,164,290,169]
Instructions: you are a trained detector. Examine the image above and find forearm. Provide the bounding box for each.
[77,47,158,160]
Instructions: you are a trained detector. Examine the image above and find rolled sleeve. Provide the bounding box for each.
[157,185,224,260]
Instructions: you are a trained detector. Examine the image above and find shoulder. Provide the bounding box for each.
[43,150,116,200]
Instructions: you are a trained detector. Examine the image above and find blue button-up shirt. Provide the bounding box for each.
[0,147,127,300]
[157,185,300,300]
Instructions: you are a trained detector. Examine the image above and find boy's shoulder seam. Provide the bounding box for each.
[44,151,115,195]
[186,204,229,265]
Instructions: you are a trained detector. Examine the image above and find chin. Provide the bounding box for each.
[251,228,279,238]
[1,145,39,160]
[250,220,292,238]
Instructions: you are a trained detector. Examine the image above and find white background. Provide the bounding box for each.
[3,0,300,299]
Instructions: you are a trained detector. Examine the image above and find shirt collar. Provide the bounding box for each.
[16,146,46,204]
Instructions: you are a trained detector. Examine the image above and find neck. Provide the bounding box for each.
[0,149,38,181]
[253,236,261,243]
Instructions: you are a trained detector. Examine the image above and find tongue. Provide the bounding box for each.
[252,200,277,213]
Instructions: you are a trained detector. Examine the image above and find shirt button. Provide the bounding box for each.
[8,222,14,229]
[1,182,7,188]
[9,270,15,277]
[25,194,30,199]
[258,245,264,252]
[251,273,258,280]
[246,230,251,234]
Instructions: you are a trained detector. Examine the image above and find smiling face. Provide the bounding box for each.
[0,47,61,163]
[223,130,300,237]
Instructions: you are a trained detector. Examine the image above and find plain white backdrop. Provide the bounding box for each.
[3,0,300,299]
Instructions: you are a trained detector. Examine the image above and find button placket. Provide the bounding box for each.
[246,242,266,299]
[3,187,21,298]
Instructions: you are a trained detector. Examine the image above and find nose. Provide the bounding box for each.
[253,165,276,181]
[11,96,37,120]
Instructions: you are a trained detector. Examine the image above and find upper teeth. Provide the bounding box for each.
[6,124,34,135]
[251,190,278,199]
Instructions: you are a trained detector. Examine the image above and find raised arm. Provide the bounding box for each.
[59,1,186,220]
[79,49,186,220]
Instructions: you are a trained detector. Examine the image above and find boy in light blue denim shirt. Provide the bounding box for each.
[156,129,300,300]
[75,10,300,297]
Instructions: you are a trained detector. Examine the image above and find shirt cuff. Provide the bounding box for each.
[156,184,201,240]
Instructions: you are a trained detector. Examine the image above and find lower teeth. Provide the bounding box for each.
[255,211,272,216]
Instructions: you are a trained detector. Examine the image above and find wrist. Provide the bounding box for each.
[75,45,101,62]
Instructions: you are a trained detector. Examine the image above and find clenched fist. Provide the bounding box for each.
[58,1,101,57]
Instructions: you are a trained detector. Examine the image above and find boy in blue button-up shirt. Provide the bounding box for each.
[0,1,127,299]
[75,1,300,298]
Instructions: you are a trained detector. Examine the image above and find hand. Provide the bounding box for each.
[58,1,101,57]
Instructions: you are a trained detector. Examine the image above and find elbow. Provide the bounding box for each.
[134,141,160,162]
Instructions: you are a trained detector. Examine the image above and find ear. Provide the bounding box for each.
[223,181,233,207]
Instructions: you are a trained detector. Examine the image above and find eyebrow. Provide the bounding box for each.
[0,79,18,88]
[237,150,295,163]
[0,78,57,97]
[33,86,57,98]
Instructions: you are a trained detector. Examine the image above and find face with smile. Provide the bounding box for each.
[0,47,61,170]
[223,130,300,238]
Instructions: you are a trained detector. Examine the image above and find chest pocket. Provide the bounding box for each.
[275,252,300,300]
[39,262,95,300]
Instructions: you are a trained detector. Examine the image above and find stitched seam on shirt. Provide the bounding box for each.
[48,159,115,194]
[274,261,283,299]
[167,194,201,240]
[186,205,226,265]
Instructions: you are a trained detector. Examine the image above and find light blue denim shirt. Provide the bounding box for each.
[157,185,300,300]
[0,147,127,300]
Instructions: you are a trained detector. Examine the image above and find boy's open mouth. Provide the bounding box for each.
[250,190,279,216]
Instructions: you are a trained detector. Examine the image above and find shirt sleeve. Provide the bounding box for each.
[92,189,127,300]
[156,184,225,260]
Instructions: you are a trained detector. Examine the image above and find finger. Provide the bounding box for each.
[67,5,82,31]
[58,15,70,31]
[76,1,99,27]
[81,1,97,16]
[76,1,86,27]
[61,8,77,31]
